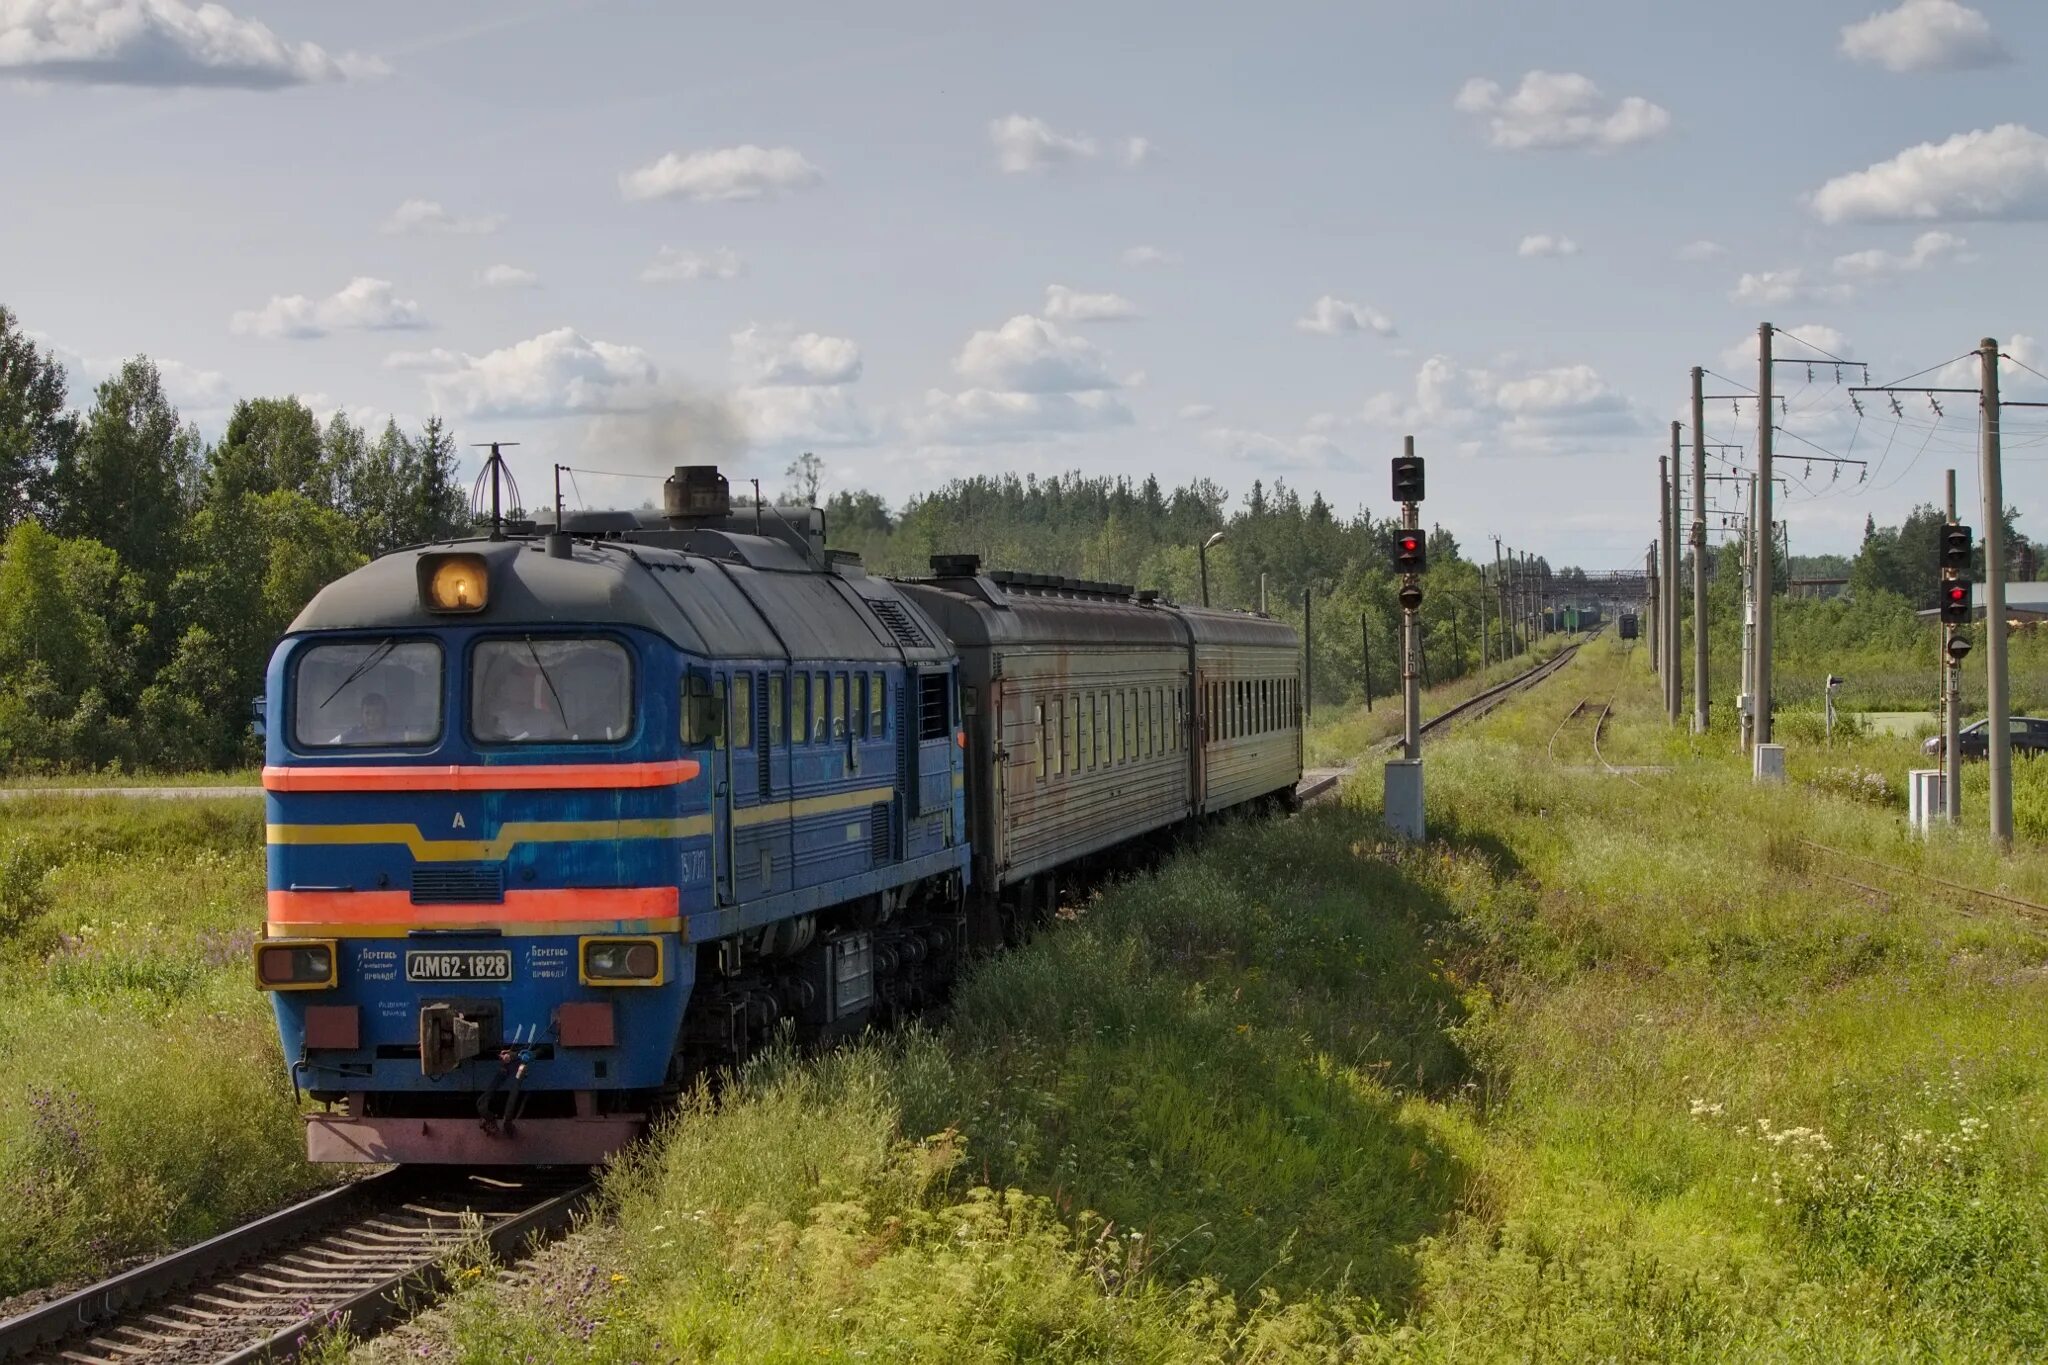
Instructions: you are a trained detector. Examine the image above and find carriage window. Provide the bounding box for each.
[1081,692,1095,769]
[1054,697,1067,776]
[813,671,829,742]
[1037,702,1048,780]
[473,637,630,744]
[791,674,810,745]
[872,672,886,736]
[733,675,754,749]
[769,675,785,746]
[294,638,442,748]
[835,674,850,739]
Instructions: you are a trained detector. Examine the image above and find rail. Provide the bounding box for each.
[0,1168,591,1365]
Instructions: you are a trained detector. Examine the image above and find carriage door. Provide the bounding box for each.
[685,670,733,905]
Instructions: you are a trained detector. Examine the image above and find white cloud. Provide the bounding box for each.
[640,246,745,283]
[1044,284,1139,322]
[0,0,387,87]
[229,277,425,340]
[45,336,232,416]
[1122,244,1178,266]
[1676,240,1727,262]
[953,314,1118,393]
[732,384,877,447]
[1810,124,2048,223]
[1357,353,1641,455]
[382,199,503,236]
[477,263,539,289]
[1840,0,2007,72]
[912,389,1132,445]
[1930,334,2045,393]
[620,144,821,203]
[914,313,1132,444]
[401,328,660,419]
[729,324,862,387]
[1203,426,1347,473]
[1178,402,1215,422]
[1832,229,1971,278]
[988,113,1149,173]
[1294,296,1396,337]
[1453,71,1671,151]
[1718,324,1855,373]
[1730,268,1854,307]
[1517,233,1580,258]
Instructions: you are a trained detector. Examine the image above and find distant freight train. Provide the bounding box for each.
[257,466,1302,1164]
[1618,612,1639,640]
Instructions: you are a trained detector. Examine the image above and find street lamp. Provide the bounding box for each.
[1199,531,1226,607]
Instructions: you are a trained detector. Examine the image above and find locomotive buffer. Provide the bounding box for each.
[1386,441,1426,840]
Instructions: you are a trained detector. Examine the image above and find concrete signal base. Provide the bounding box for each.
[1384,759,1425,840]
[1754,743,1786,783]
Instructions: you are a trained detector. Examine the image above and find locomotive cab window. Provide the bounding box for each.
[293,638,442,749]
[473,637,630,744]
[681,672,723,747]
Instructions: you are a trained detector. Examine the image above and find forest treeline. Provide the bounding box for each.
[0,299,1994,773]
[0,305,466,770]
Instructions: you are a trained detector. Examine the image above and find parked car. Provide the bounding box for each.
[1923,716,2048,759]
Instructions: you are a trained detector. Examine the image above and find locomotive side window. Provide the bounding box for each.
[835,674,850,739]
[769,674,785,747]
[294,638,442,748]
[855,674,868,738]
[733,674,753,749]
[791,674,809,746]
[814,671,829,742]
[473,637,630,744]
[871,671,886,736]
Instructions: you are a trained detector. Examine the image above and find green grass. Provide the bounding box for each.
[0,767,261,790]
[0,798,328,1298]
[370,631,2048,1360]
[1304,633,1574,768]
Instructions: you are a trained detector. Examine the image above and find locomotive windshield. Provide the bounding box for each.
[471,637,631,743]
[293,638,443,748]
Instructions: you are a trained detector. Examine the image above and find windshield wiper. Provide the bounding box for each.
[319,637,396,709]
[523,636,570,728]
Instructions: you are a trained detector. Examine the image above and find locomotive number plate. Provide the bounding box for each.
[405,950,512,983]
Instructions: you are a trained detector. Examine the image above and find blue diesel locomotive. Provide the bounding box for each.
[259,466,1300,1164]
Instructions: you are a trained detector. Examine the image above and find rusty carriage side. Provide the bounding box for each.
[1181,604,1304,817]
[896,559,1198,939]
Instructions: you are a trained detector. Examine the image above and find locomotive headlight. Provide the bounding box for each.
[255,939,338,991]
[580,936,663,986]
[419,553,489,614]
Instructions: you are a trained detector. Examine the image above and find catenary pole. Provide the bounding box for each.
[1691,368,1710,732]
[1659,451,1674,710]
[1981,338,2012,847]
[1755,322,1775,750]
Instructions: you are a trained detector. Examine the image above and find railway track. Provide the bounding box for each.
[1298,635,1589,805]
[0,1168,591,1365]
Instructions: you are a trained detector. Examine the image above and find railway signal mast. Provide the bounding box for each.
[1940,491,1972,826]
[1386,439,1427,840]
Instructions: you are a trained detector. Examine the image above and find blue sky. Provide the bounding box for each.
[6,0,2048,568]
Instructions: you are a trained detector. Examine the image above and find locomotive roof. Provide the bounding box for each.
[287,534,955,665]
